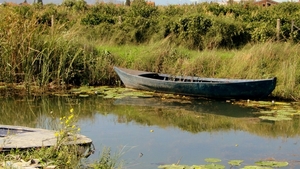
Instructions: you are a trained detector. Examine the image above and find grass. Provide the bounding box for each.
[1,4,300,100]
[95,41,300,100]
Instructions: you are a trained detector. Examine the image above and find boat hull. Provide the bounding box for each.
[114,67,277,99]
[0,125,94,157]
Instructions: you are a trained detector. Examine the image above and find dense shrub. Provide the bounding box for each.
[205,17,250,49]
[163,15,212,50]
[62,0,87,11]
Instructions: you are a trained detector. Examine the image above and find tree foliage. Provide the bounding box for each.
[4,1,300,49]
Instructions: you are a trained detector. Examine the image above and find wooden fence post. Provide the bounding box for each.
[118,16,122,24]
[276,19,280,41]
[291,20,294,40]
[51,15,54,35]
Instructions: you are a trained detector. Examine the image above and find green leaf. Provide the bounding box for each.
[204,158,221,163]
[157,164,189,169]
[204,163,225,169]
[241,166,272,169]
[228,160,243,166]
[255,160,289,167]
[259,116,292,121]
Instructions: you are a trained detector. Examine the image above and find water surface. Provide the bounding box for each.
[0,96,299,168]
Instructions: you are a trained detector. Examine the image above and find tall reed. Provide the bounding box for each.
[0,5,119,90]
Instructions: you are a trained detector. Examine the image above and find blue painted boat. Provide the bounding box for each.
[114,67,277,99]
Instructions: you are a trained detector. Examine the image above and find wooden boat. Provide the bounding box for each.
[0,125,94,157]
[114,67,277,99]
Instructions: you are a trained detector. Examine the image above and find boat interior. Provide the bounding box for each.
[139,73,213,82]
[0,127,33,137]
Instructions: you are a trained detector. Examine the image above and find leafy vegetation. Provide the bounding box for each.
[1,1,300,100]
[158,159,288,168]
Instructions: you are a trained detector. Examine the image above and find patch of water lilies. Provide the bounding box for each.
[255,161,289,168]
[68,86,155,99]
[228,160,244,166]
[205,158,222,163]
[158,158,288,169]
[158,164,225,169]
[234,100,300,122]
[240,166,272,169]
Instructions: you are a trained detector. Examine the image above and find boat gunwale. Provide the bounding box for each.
[115,67,276,84]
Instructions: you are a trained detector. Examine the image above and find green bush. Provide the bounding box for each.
[205,17,250,49]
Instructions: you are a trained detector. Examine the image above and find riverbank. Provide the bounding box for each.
[1,41,299,101]
[1,3,300,100]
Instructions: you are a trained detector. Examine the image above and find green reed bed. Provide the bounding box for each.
[0,5,118,89]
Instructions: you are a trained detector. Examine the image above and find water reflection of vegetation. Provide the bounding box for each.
[111,100,300,138]
[158,159,289,169]
[0,96,300,138]
[0,96,100,129]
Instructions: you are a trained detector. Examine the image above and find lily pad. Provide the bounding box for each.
[203,163,225,169]
[157,164,190,169]
[241,166,272,169]
[103,95,116,99]
[259,116,292,121]
[79,94,89,98]
[259,110,276,114]
[204,158,221,163]
[53,93,72,97]
[255,160,289,167]
[228,160,243,166]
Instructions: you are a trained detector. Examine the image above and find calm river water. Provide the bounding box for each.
[0,95,300,169]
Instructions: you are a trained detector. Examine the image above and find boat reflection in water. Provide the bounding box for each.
[114,97,257,117]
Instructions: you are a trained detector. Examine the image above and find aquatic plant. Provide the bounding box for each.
[158,158,288,169]
[255,160,289,168]
[205,158,222,163]
[91,146,125,169]
[235,100,300,122]
[228,160,243,166]
[69,86,154,99]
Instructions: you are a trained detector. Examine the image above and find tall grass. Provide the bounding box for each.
[98,40,300,100]
[0,5,119,89]
[1,4,300,100]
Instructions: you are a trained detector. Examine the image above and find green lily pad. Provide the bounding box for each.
[79,94,89,98]
[190,165,205,169]
[228,160,243,166]
[256,101,275,105]
[259,110,276,114]
[255,160,289,167]
[204,158,221,163]
[103,95,116,99]
[241,166,272,169]
[259,115,292,121]
[53,93,72,97]
[157,164,189,169]
[204,163,225,169]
